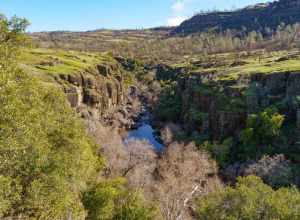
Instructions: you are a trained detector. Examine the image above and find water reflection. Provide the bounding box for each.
[125,123,163,151]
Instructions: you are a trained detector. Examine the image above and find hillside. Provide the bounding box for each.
[30,27,171,52]
[171,0,300,36]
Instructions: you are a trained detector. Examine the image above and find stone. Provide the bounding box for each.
[65,86,79,107]
[97,64,110,76]
[83,77,95,89]
[68,74,82,86]
[83,89,101,106]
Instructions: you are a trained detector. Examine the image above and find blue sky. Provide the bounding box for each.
[1,0,271,32]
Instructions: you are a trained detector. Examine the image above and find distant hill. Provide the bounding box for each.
[30,27,172,52]
[171,0,300,36]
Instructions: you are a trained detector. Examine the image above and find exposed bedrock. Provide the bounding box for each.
[173,70,300,140]
[53,60,134,127]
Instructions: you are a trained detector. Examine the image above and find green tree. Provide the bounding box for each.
[0,15,101,219]
[83,178,161,220]
[0,65,102,219]
[239,108,285,159]
[0,14,162,220]
[196,176,300,220]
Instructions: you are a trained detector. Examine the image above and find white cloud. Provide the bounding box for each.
[167,16,186,26]
[172,1,185,12]
[167,0,195,26]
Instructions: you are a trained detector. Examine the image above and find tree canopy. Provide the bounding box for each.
[0,15,161,220]
[196,175,300,220]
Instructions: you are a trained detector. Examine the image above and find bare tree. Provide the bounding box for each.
[152,142,222,220]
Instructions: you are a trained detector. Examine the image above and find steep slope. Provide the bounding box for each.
[19,48,130,123]
[171,0,300,36]
[155,49,300,176]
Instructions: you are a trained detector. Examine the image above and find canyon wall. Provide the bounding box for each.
[54,61,127,122]
[159,66,300,141]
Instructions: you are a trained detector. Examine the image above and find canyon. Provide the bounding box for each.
[3,1,300,218]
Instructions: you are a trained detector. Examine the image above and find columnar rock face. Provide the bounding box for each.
[176,71,300,140]
[60,61,125,120]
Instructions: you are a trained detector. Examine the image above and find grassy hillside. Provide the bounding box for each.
[30,28,171,52]
[171,49,300,81]
[18,47,124,86]
[20,48,114,74]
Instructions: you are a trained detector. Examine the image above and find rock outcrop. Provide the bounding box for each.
[174,70,300,140]
[56,61,126,122]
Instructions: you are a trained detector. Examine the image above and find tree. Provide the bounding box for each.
[0,16,101,219]
[0,15,164,220]
[0,66,103,219]
[196,176,300,220]
[83,178,161,220]
[0,15,30,49]
[239,108,285,159]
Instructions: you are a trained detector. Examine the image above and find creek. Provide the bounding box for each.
[124,105,164,152]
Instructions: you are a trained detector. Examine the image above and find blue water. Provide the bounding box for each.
[125,123,164,151]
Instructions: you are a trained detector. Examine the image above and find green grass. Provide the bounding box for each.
[19,47,117,76]
[173,49,300,81]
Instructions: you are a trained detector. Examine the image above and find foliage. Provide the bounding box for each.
[0,67,102,219]
[0,15,102,219]
[196,175,300,220]
[0,15,30,46]
[155,83,182,122]
[0,15,30,73]
[242,107,284,144]
[0,14,163,220]
[238,108,285,160]
[0,176,22,217]
[203,138,232,168]
[187,108,208,125]
[83,178,161,220]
